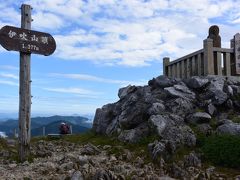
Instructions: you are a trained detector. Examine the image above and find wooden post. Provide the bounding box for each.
[203,39,214,75]
[70,125,73,134]
[43,127,45,136]
[14,128,18,138]
[18,4,32,162]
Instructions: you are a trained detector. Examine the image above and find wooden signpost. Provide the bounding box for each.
[0,4,56,162]
[0,26,56,56]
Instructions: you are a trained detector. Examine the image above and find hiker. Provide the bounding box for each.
[59,122,70,134]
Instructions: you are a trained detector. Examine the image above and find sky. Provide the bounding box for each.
[0,0,240,117]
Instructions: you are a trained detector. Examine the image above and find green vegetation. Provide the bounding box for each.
[231,116,240,123]
[0,137,7,150]
[195,108,205,113]
[227,110,240,123]
[198,134,240,168]
[209,118,217,129]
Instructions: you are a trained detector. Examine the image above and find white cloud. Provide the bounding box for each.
[0,79,18,86]
[0,73,18,80]
[52,0,237,66]
[0,65,18,71]
[42,87,101,97]
[24,0,84,19]
[1,0,240,67]
[0,131,7,138]
[32,12,64,31]
[49,73,146,86]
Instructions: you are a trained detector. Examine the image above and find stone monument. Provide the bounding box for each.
[207,25,221,48]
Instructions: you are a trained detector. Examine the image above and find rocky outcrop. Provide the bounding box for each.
[93,75,240,170]
[216,120,240,135]
[93,75,240,137]
[186,112,212,124]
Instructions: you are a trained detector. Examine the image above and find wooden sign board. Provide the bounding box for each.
[0,25,56,56]
[234,33,240,74]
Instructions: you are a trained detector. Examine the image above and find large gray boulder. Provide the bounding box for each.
[148,102,165,115]
[230,85,240,96]
[92,103,115,134]
[118,102,149,129]
[149,114,184,137]
[118,123,149,143]
[118,85,137,99]
[202,76,228,105]
[206,103,216,116]
[161,125,196,153]
[164,84,195,100]
[148,75,175,88]
[217,121,240,135]
[186,112,212,124]
[166,98,195,117]
[149,115,167,136]
[185,76,209,89]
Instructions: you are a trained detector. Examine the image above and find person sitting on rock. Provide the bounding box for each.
[59,122,70,134]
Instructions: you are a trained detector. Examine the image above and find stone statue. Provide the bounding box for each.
[207,25,221,47]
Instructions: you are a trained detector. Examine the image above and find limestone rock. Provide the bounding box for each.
[148,102,165,115]
[118,123,149,143]
[149,115,168,137]
[148,141,166,160]
[186,112,211,124]
[71,171,84,180]
[217,122,240,135]
[80,143,101,155]
[118,102,149,129]
[166,98,195,117]
[92,103,116,134]
[206,103,216,116]
[185,76,209,89]
[164,84,195,100]
[183,152,201,168]
[93,169,113,180]
[118,85,137,99]
[148,75,175,88]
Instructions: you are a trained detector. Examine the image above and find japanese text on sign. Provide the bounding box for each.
[8,30,49,44]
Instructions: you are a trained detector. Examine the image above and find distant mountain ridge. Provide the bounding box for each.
[0,115,92,137]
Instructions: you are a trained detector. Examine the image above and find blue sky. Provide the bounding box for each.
[0,0,240,117]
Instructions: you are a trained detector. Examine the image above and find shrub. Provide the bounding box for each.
[201,135,240,168]
[231,116,240,123]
